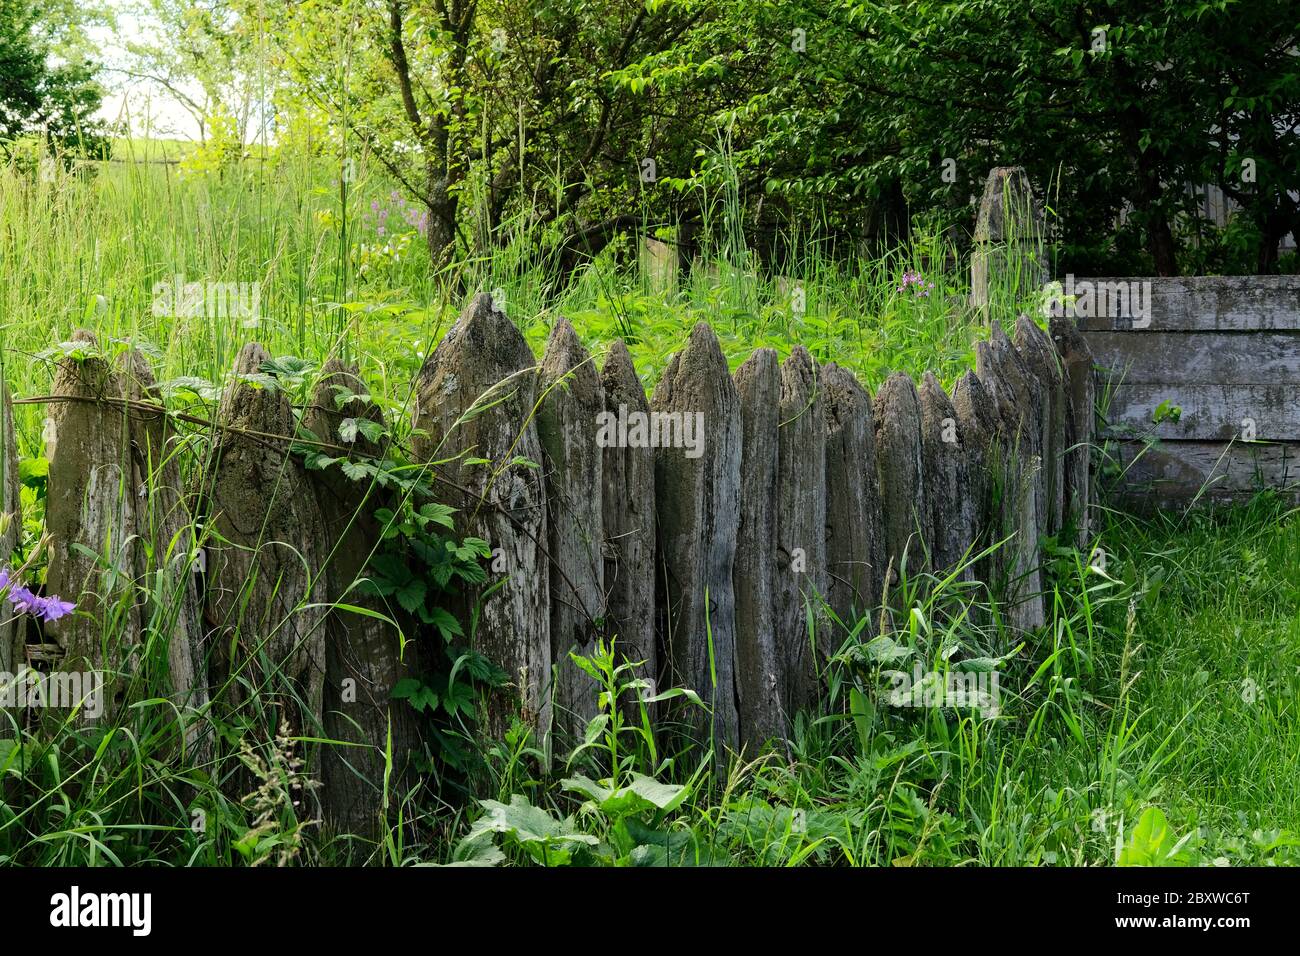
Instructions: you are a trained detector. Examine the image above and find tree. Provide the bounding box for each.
[117,0,265,145]
[0,0,109,154]
[1194,3,1300,272]
[640,0,1300,276]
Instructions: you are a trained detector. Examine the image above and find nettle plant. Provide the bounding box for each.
[289,364,503,767]
[451,639,718,867]
[153,349,507,761]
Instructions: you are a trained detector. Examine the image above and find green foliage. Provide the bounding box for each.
[0,0,109,154]
[366,500,489,633]
[3,3,1300,864]
[1117,806,1195,866]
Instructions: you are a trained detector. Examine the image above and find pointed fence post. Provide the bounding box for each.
[823,362,886,629]
[537,319,605,742]
[774,347,827,714]
[951,370,1000,600]
[600,342,657,717]
[1015,316,1066,538]
[304,360,423,836]
[976,328,1046,632]
[919,371,977,580]
[733,348,783,751]
[44,330,140,725]
[117,348,209,756]
[652,322,742,754]
[412,293,551,744]
[205,343,329,758]
[873,372,928,597]
[971,167,1048,322]
[1050,315,1096,548]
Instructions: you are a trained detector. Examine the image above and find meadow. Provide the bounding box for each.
[1,145,1297,867]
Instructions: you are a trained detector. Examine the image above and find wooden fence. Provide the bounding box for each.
[1075,275,1300,509]
[3,293,1094,831]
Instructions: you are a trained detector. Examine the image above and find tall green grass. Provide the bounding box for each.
[2,145,1294,867]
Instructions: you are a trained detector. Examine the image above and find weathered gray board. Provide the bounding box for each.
[1077,275,1300,507]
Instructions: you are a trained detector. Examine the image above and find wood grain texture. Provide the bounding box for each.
[732,349,783,752]
[873,372,928,588]
[44,330,141,724]
[653,322,742,754]
[304,360,422,838]
[1107,439,1300,510]
[919,371,976,579]
[1087,330,1300,386]
[1104,384,1300,440]
[950,369,999,596]
[1015,316,1065,536]
[775,347,827,716]
[823,362,885,628]
[1077,277,1300,508]
[206,342,328,752]
[599,341,656,721]
[976,332,1045,632]
[413,292,551,742]
[117,348,209,758]
[1050,315,1095,547]
[537,318,605,742]
[1073,276,1300,332]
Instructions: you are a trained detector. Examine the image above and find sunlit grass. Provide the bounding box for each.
[2,146,1293,867]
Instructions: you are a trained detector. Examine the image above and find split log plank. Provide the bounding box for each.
[412,292,551,742]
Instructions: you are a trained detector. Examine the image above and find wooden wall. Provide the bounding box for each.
[1075,275,1300,509]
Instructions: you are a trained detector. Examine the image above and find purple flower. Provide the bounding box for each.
[0,566,76,622]
[38,596,75,622]
[8,585,41,614]
[898,271,933,297]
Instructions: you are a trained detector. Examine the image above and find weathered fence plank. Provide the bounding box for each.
[117,348,209,754]
[0,383,22,676]
[919,371,976,579]
[1086,330,1300,385]
[976,330,1045,631]
[44,330,139,722]
[304,360,422,836]
[775,347,827,715]
[823,362,885,626]
[873,372,928,589]
[1072,275,1300,332]
[1101,384,1300,440]
[732,348,784,751]
[950,369,999,593]
[971,166,1047,320]
[412,292,551,742]
[537,318,605,740]
[989,323,1048,550]
[599,341,657,713]
[1114,439,1300,508]
[205,342,328,747]
[653,322,742,753]
[641,238,679,298]
[1050,315,1095,547]
[1015,316,1066,535]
